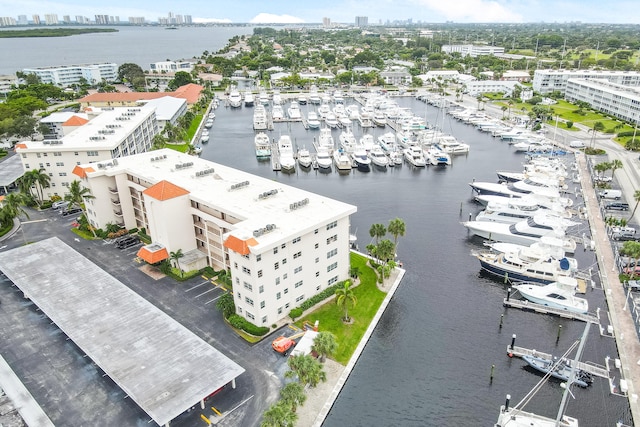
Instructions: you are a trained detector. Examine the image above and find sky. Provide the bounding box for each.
[1,0,639,25]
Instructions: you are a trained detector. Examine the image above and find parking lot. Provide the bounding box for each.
[0,206,291,427]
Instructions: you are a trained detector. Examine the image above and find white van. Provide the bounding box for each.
[569,140,586,149]
[599,189,622,200]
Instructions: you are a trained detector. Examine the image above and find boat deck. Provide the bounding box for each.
[507,345,610,379]
[502,294,601,324]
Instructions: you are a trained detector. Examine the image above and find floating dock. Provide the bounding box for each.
[502,297,601,324]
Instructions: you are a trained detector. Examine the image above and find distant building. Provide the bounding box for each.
[32,15,41,25]
[532,69,640,94]
[184,15,192,24]
[322,17,331,28]
[441,44,505,57]
[0,74,20,96]
[16,105,159,199]
[463,80,523,97]
[500,70,532,82]
[94,15,109,25]
[380,69,412,86]
[39,112,90,138]
[22,63,118,87]
[129,16,146,25]
[564,78,640,124]
[149,61,194,73]
[0,16,16,26]
[17,15,28,25]
[74,148,357,325]
[62,15,71,24]
[355,16,368,27]
[78,83,204,107]
[76,15,89,24]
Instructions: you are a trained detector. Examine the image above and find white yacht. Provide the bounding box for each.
[475,193,573,212]
[476,201,574,224]
[339,128,357,153]
[272,105,285,122]
[228,90,242,108]
[259,90,270,106]
[403,145,427,167]
[307,111,321,129]
[333,149,353,171]
[287,101,302,121]
[372,110,387,127]
[308,86,321,104]
[277,135,296,173]
[513,277,588,314]
[272,89,282,106]
[318,103,331,119]
[351,145,371,172]
[253,105,268,130]
[315,147,332,170]
[244,91,255,107]
[254,132,271,158]
[425,144,451,166]
[314,127,334,153]
[297,94,308,105]
[297,147,313,168]
[368,145,389,168]
[359,134,375,152]
[200,130,210,143]
[325,112,339,128]
[437,135,470,155]
[377,132,397,152]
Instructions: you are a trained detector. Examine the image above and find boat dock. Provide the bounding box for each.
[502,297,601,324]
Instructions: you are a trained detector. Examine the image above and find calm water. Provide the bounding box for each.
[202,98,631,427]
[0,25,253,75]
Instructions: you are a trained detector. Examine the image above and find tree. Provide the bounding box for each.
[1,192,30,223]
[369,223,386,245]
[335,280,356,322]
[169,249,184,276]
[64,180,96,236]
[279,382,306,412]
[387,218,406,252]
[589,121,605,148]
[311,331,338,363]
[620,241,640,279]
[594,161,611,179]
[375,239,396,263]
[629,190,640,221]
[261,400,297,427]
[285,354,327,388]
[168,71,194,91]
[215,292,236,318]
[24,168,50,204]
[610,159,623,178]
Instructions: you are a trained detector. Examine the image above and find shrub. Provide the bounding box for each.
[107,229,128,239]
[288,282,342,319]
[289,308,303,320]
[40,200,53,209]
[227,314,269,336]
[128,227,138,234]
[584,147,606,155]
[566,120,573,129]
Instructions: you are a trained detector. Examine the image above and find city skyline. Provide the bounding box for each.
[1,0,640,25]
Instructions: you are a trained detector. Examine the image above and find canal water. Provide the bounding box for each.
[200,96,632,426]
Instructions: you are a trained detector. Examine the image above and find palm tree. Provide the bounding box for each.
[387,218,406,252]
[507,100,514,120]
[369,223,386,245]
[279,382,306,412]
[25,168,51,205]
[261,400,297,427]
[64,180,96,236]
[1,192,30,222]
[610,159,623,178]
[311,331,338,363]
[169,249,184,276]
[620,241,640,279]
[285,354,327,388]
[589,121,605,149]
[593,162,611,180]
[335,280,356,322]
[629,189,640,221]
[376,239,396,263]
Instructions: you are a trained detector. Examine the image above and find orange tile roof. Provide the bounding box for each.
[14,143,28,150]
[62,116,89,127]
[223,235,258,256]
[171,83,204,104]
[72,165,95,179]
[78,84,203,105]
[137,245,169,264]
[143,180,190,201]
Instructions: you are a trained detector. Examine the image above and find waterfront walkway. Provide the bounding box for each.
[577,151,640,425]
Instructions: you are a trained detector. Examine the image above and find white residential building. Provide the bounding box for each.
[16,105,158,199]
[380,69,412,86]
[149,61,194,73]
[40,112,90,138]
[532,69,640,94]
[73,149,357,325]
[138,96,187,129]
[0,74,19,96]
[44,14,59,25]
[564,78,640,124]
[441,44,505,57]
[463,80,522,97]
[22,63,118,87]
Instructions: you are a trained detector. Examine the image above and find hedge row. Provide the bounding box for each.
[289,282,342,320]
[227,314,270,336]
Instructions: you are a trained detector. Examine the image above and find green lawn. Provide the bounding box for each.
[295,253,387,365]
[186,114,203,141]
[165,142,190,153]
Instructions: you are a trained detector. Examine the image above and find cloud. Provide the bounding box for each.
[412,0,524,22]
[193,17,233,24]
[249,13,305,24]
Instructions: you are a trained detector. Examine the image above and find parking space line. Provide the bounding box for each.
[195,288,216,298]
[205,295,224,305]
[185,281,209,292]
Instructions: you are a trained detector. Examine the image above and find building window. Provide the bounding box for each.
[328,276,338,285]
[282,258,287,265]
[242,266,251,274]
[258,270,263,278]
[259,285,264,293]
[237,292,241,299]
[316,285,321,291]
[283,273,287,280]
[294,266,302,274]
[274,262,279,270]
[326,220,337,230]
[55,162,64,167]
[314,229,318,234]
[21,154,27,159]
[74,152,79,156]
[285,303,290,309]
[234,262,238,269]
[235,277,239,285]
[295,295,304,303]
[273,247,278,255]
[316,271,320,277]
[327,249,338,259]
[87,151,98,156]
[315,243,319,249]
[295,280,303,288]
[293,251,302,259]
[275,277,280,285]
[39,163,44,168]
[36,153,41,158]
[278,307,283,314]
[326,235,337,244]
[293,236,301,244]
[284,288,288,294]
[260,301,265,309]
[281,243,286,249]
[276,292,281,300]
[45,163,50,167]
[243,282,252,291]
[256,254,262,262]
[246,311,255,320]
[262,316,267,324]
[24,163,30,168]
[327,262,338,272]
[53,152,62,156]
[315,257,319,263]
[59,172,67,176]
[245,297,254,306]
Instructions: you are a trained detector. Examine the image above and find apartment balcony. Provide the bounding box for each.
[114,210,123,217]
[111,199,121,206]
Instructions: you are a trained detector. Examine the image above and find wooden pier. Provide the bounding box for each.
[506,345,610,379]
[502,298,601,324]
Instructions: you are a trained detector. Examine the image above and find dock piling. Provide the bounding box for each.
[490,364,495,382]
[510,334,516,352]
[499,314,504,329]
[557,324,562,343]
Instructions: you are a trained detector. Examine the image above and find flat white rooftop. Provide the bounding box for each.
[0,237,245,426]
[0,155,24,187]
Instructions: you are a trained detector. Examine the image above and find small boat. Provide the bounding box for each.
[368,145,389,168]
[272,89,282,105]
[204,119,213,129]
[333,149,352,171]
[403,145,426,167]
[259,90,270,106]
[253,105,268,130]
[325,112,339,129]
[277,135,296,173]
[192,144,203,155]
[244,91,255,107]
[309,86,321,105]
[372,110,387,127]
[359,134,375,152]
[297,94,307,105]
[339,128,357,153]
[521,354,592,388]
[228,90,242,108]
[307,111,321,129]
[437,135,469,155]
[389,150,403,166]
[254,132,271,158]
[208,112,216,120]
[297,147,313,168]
[513,277,588,314]
[318,103,331,119]
[272,105,284,122]
[425,144,451,166]
[351,146,371,172]
[314,127,334,153]
[288,101,302,121]
[200,130,210,143]
[315,147,332,170]
[377,132,397,152]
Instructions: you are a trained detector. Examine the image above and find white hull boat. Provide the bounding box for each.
[254,132,271,158]
[513,277,588,314]
[288,101,302,121]
[333,150,352,171]
[228,90,242,108]
[297,148,313,168]
[244,91,255,107]
[272,105,284,122]
[404,146,426,167]
[368,146,389,168]
[278,135,296,173]
[316,148,332,170]
[307,111,321,129]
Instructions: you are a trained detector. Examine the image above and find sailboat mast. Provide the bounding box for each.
[555,322,591,425]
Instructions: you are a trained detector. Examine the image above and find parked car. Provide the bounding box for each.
[52,200,69,210]
[594,175,613,183]
[599,189,622,200]
[605,202,629,211]
[116,235,140,249]
[61,207,82,217]
[569,140,586,149]
[271,336,296,356]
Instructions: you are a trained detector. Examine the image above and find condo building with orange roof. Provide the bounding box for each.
[16,105,158,199]
[74,149,357,325]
